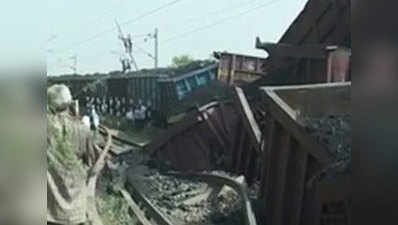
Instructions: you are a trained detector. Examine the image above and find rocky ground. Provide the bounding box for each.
[131,170,241,224]
[127,161,244,225]
[303,114,351,178]
[95,147,246,225]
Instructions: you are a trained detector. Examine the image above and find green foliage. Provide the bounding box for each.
[171,54,195,68]
[96,172,138,225]
[96,190,137,225]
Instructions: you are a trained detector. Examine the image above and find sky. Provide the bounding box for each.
[43,0,307,76]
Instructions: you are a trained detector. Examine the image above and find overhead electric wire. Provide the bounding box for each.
[162,0,282,45]
[51,0,282,73]
[74,0,126,31]
[134,44,155,59]
[55,0,185,54]
[184,0,262,23]
[118,0,184,27]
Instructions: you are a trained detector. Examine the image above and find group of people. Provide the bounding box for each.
[81,95,153,128]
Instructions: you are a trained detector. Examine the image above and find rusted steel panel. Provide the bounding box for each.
[284,141,308,225]
[270,129,291,225]
[263,121,284,225]
[255,41,329,59]
[244,147,259,184]
[317,174,351,225]
[301,156,323,225]
[231,119,244,171]
[192,132,212,169]
[107,78,128,97]
[234,131,248,173]
[260,118,276,199]
[327,48,351,82]
[243,146,254,179]
[233,87,263,150]
[147,115,200,153]
[215,51,267,85]
[198,108,232,154]
[279,0,332,44]
[218,101,231,135]
[253,0,350,87]
[149,101,240,171]
[123,76,161,110]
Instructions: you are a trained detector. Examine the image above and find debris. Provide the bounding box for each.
[128,163,243,225]
[303,114,351,178]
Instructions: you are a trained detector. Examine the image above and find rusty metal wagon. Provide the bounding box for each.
[255,82,351,225]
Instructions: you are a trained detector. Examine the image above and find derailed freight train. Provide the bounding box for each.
[47,61,220,122]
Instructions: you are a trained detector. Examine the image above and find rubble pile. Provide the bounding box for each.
[303,114,351,176]
[131,170,242,225]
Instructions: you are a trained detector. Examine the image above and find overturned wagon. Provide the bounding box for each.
[47,62,219,121]
[254,82,351,225]
[146,81,351,225]
[107,63,219,120]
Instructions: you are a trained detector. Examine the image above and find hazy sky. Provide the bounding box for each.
[45,0,307,76]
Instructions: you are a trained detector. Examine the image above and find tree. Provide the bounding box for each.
[171,54,194,67]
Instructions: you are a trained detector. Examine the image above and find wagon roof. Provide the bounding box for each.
[48,60,217,81]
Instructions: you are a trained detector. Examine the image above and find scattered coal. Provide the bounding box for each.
[129,169,243,225]
[127,164,243,224]
[303,114,351,178]
[96,143,248,225]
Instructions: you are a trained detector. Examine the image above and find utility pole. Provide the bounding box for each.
[144,28,159,68]
[69,55,77,74]
[154,28,159,68]
[115,19,139,71]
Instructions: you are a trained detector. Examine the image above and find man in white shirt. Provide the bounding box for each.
[90,106,100,133]
[126,108,135,127]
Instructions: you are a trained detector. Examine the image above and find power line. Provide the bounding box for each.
[131,33,154,38]
[184,0,262,23]
[162,0,282,45]
[55,0,185,54]
[119,0,184,27]
[69,0,126,33]
[135,44,155,59]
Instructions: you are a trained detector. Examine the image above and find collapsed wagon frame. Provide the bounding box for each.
[147,82,351,225]
[257,82,351,225]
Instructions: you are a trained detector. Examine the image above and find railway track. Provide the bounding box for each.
[99,125,144,148]
[98,125,178,225]
[165,172,258,225]
[98,125,257,225]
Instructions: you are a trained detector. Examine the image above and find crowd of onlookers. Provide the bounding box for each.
[80,96,153,129]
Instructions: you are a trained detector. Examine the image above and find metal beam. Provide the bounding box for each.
[256,38,329,59]
[233,87,262,150]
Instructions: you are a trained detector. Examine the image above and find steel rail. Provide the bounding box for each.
[165,171,258,225]
[99,126,255,225]
[99,125,177,225]
[98,124,145,149]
